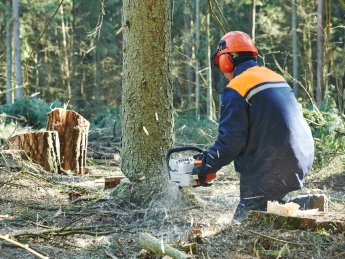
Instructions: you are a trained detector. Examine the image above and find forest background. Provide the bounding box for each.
[0,1,344,257]
[0,0,344,167]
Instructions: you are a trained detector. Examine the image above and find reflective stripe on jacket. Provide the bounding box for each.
[199,60,314,199]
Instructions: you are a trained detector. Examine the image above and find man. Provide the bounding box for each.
[193,31,314,219]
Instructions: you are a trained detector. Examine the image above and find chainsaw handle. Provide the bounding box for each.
[166,146,204,171]
[194,172,217,187]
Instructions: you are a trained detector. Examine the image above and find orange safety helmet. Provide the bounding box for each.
[213,31,258,73]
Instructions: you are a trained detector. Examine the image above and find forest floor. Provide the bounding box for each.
[0,143,344,258]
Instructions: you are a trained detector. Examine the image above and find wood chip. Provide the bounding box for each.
[267,201,325,217]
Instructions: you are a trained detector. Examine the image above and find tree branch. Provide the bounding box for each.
[0,234,48,259]
[207,0,226,34]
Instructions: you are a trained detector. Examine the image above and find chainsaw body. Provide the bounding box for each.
[167,146,216,187]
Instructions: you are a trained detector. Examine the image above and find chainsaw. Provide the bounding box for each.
[166,146,217,187]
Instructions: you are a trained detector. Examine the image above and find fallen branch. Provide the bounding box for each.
[139,232,190,259]
[0,149,26,156]
[0,234,48,259]
[12,225,117,239]
[112,235,127,256]
[335,250,345,258]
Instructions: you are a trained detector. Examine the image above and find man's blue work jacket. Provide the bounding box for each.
[199,60,314,199]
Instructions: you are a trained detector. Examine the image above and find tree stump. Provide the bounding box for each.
[249,211,345,233]
[9,131,60,173]
[46,108,89,175]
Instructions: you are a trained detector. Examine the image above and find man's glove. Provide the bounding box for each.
[192,166,213,187]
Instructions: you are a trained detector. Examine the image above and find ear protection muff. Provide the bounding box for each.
[218,53,234,73]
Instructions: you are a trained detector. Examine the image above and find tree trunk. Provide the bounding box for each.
[292,0,299,95]
[252,0,256,41]
[195,0,201,120]
[6,0,13,104]
[206,13,215,121]
[183,7,193,107]
[60,4,72,100]
[12,0,24,100]
[71,0,83,108]
[121,0,174,204]
[94,38,101,112]
[316,0,324,105]
[46,108,90,175]
[323,0,332,95]
[337,25,345,114]
[35,51,40,94]
[302,17,314,100]
[9,131,60,173]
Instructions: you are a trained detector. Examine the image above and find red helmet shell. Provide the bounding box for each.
[214,31,258,73]
[220,31,258,55]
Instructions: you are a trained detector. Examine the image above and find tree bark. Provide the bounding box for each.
[46,108,90,175]
[6,0,13,104]
[12,0,24,100]
[9,131,60,173]
[121,0,174,204]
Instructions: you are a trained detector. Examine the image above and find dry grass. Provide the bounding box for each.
[0,121,344,258]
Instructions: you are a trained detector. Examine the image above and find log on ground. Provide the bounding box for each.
[87,150,120,160]
[139,232,191,259]
[46,108,89,175]
[9,131,60,173]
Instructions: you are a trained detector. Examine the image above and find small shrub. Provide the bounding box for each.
[303,98,345,168]
[0,98,63,129]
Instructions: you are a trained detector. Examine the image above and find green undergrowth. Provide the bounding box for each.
[174,109,218,147]
[0,98,63,129]
[303,98,345,169]
[89,107,122,139]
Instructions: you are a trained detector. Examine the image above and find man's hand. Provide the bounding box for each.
[192,166,213,187]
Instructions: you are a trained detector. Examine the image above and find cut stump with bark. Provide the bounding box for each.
[47,108,89,175]
[249,211,345,233]
[9,131,60,173]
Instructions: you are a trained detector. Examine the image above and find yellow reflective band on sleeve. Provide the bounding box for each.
[227,66,286,97]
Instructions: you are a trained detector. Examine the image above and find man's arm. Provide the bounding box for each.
[198,88,249,174]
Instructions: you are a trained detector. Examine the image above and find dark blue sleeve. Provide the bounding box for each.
[198,88,249,174]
